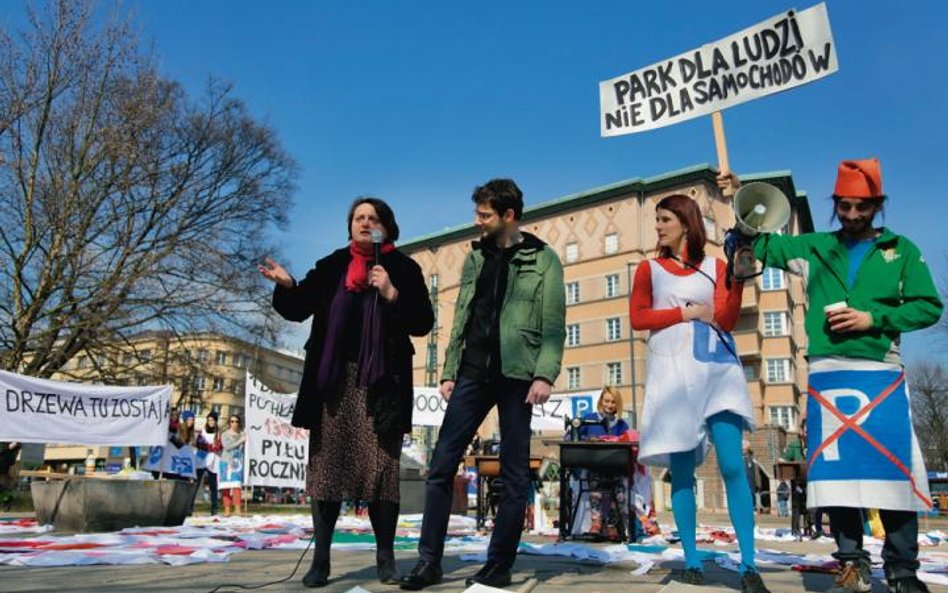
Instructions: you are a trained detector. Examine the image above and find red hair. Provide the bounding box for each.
[655,194,706,265]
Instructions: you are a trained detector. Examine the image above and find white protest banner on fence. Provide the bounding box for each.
[530,390,600,432]
[0,369,171,445]
[600,3,838,136]
[244,373,308,489]
[411,386,601,432]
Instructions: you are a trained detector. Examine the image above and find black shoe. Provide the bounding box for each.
[378,556,399,585]
[465,561,512,587]
[889,577,931,593]
[399,560,443,591]
[680,567,704,585]
[302,562,329,588]
[741,571,771,593]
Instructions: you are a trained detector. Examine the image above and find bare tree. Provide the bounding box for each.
[0,0,298,383]
[909,361,948,472]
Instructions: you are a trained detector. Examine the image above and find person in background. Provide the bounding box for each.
[568,387,630,538]
[577,386,629,441]
[630,194,769,593]
[219,414,247,517]
[195,412,222,516]
[261,196,434,588]
[722,158,942,593]
[743,444,763,513]
[776,480,791,518]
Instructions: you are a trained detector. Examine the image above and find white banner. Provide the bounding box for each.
[0,369,171,446]
[244,373,308,489]
[600,3,838,136]
[411,387,602,432]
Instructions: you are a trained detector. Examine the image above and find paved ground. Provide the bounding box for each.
[1,511,946,593]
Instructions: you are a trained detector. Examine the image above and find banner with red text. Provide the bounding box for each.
[244,373,307,489]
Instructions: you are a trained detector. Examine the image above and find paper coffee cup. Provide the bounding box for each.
[823,301,847,315]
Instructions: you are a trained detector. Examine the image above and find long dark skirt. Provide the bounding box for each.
[306,363,401,502]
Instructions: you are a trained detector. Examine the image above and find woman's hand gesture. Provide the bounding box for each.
[258,257,293,288]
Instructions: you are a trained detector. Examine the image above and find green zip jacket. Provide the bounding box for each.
[442,233,566,384]
[753,228,943,361]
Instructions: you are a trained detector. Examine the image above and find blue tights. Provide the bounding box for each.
[670,411,757,574]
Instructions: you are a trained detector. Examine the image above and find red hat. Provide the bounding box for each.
[834,158,883,199]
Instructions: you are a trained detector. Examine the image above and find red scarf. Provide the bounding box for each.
[346,239,395,292]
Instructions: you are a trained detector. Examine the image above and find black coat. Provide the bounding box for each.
[272,247,434,435]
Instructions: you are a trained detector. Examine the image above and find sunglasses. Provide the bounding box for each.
[835,200,876,213]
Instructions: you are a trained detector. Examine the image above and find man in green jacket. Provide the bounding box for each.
[721,158,942,593]
[400,178,566,590]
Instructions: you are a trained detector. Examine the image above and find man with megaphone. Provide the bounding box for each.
[719,159,942,593]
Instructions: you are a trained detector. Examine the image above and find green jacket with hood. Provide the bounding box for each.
[753,228,943,362]
[442,232,566,384]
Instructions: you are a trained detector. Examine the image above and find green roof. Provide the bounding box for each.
[400,164,812,251]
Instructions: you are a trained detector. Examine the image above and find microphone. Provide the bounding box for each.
[370,229,383,267]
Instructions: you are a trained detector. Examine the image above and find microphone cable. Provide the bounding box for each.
[204,532,314,593]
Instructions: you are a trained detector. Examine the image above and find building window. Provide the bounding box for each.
[567,367,581,390]
[765,358,791,383]
[606,317,622,341]
[192,374,206,392]
[566,282,580,305]
[140,349,152,362]
[231,379,244,395]
[213,377,226,391]
[604,233,619,254]
[122,353,134,366]
[197,349,209,363]
[605,274,620,298]
[565,242,579,263]
[567,324,580,347]
[770,405,797,430]
[743,364,757,380]
[429,274,438,289]
[763,311,788,337]
[761,267,785,291]
[215,351,228,366]
[606,362,623,386]
[77,356,89,369]
[703,216,716,241]
[137,375,149,386]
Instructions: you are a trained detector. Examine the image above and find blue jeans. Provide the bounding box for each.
[417,376,533,569]
[777,498,789,517]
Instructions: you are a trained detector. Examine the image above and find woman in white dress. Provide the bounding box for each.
[629,194,769,593]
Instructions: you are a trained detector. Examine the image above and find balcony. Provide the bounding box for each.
[741,282,760,312]
[734,330,762,358]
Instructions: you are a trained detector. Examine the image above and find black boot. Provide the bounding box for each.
[303,500,341,588]
[369,501,400,584]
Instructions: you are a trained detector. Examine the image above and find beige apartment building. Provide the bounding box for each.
[401,164,813,510]
[44,331,303,470]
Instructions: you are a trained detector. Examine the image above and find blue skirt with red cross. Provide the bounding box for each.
[805,357,931,512]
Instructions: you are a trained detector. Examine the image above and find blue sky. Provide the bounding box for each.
[7,1,946,362]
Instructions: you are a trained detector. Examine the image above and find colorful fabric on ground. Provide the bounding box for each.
[0,514,946,587]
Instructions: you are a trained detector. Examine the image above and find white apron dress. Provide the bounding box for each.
[638,257,755,468]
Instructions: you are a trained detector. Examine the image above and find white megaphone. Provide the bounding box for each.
[733,182,791,236]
